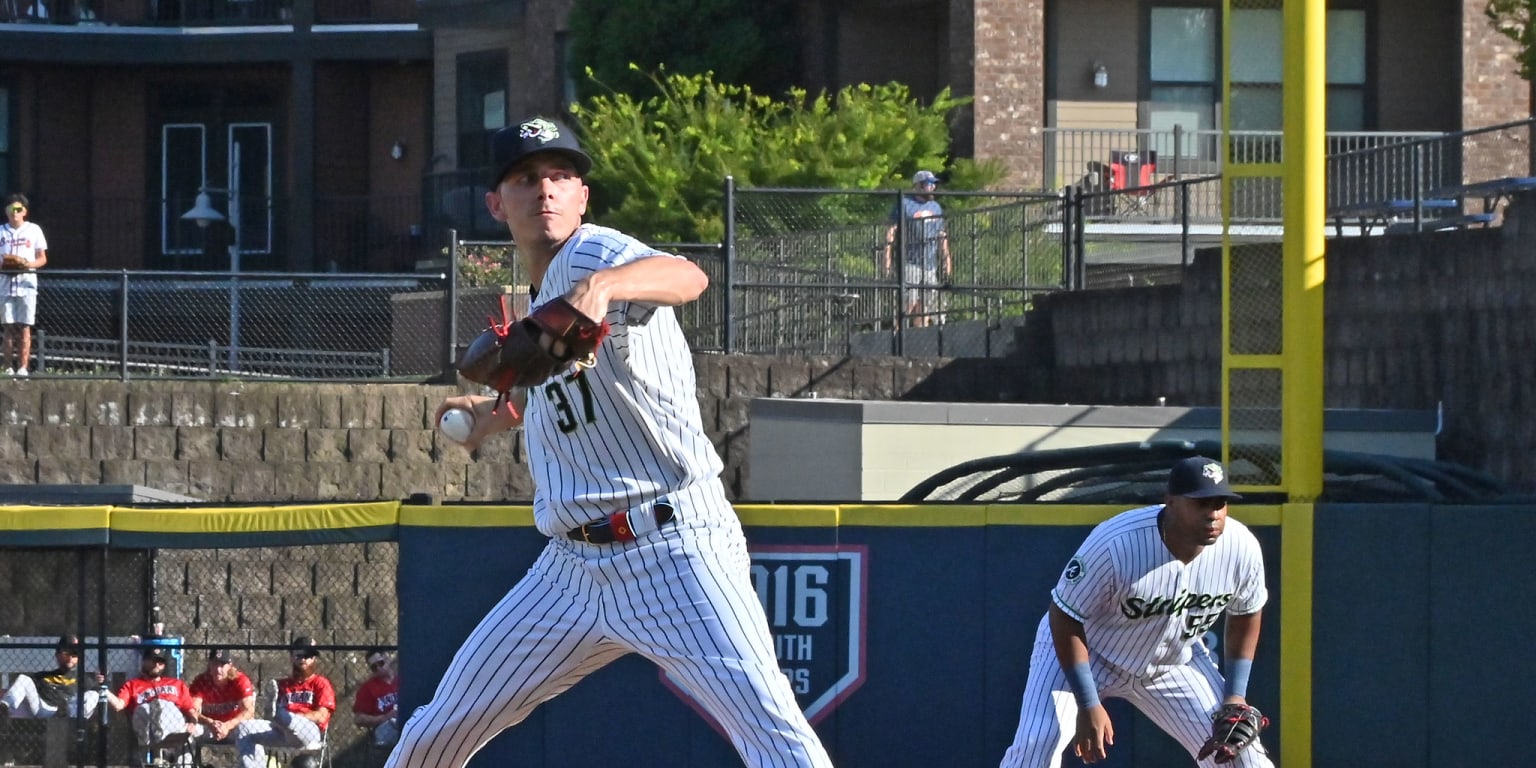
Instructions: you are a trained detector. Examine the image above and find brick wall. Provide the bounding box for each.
[1462,0,1532,129]
[968,0,1046,188]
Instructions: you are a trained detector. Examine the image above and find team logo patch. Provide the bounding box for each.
[1203,462,1224,484]
[662,545,867,726]
[518,117,561,144]
[1063,557,1085,584]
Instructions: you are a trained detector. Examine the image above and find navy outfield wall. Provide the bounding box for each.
[14,502,1536,765]
[1309,503,1536,767]
[395,503,1285,768]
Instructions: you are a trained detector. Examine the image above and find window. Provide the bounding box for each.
[1230,7,1366,131]
[0,87,11,198]
[163,124,209,257]
[1148,4,1369,159]
[556,31,578,112]
[162,122,272,264]
[229,123,273,255]
[457,50,508,170]
[1148,7,1217,160]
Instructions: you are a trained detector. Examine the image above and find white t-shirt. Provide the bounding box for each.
[0,221,46,296]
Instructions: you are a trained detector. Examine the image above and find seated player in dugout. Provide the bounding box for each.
[103,645,203,756]
[0,634,104,720]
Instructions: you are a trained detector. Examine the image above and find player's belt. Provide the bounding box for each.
[566,502,676,545]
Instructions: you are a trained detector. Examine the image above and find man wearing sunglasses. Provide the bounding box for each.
[0,193,46,377]
[233,636,335,768]
[351,648,399,749]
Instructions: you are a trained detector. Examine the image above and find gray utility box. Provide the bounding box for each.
[747,399,1436,502]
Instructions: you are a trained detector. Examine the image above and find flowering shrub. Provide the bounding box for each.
[453,244,516,287]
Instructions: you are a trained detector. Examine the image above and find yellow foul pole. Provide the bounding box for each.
[1279,0,1325,766]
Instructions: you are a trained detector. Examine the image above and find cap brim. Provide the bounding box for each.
[1179,489,1243,500]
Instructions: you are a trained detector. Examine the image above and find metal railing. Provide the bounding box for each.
[0,0,414,26]
[29,269,445,381]
[15,121,1535,373]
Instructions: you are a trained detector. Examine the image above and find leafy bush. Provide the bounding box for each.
[1487,0,1536,80]
[570,69,1009,242]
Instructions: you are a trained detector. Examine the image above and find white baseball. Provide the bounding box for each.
[438,408,475,444]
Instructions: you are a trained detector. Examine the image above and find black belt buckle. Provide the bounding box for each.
[568,501,675,544]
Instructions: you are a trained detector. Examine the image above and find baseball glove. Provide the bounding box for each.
[457,294,609,397]
[2,254,28,270]
[1197,703,1268,764]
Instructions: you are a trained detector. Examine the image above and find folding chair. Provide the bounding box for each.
[264,679,331,768]
[1108,150,1159,216]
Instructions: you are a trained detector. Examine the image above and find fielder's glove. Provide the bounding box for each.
[1196,703,1268,764]
[2,254,28,270]
[458,294,609,402]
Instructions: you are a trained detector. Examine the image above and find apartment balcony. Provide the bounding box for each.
[1043,122,1536,225]
[1,0,413,26]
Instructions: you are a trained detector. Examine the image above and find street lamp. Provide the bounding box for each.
[180,142,242,371]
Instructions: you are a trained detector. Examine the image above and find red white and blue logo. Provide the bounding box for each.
[662,544,868,726]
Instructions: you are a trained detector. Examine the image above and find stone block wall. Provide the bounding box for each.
[1029,193,1536,490]
[0,356,1039,504]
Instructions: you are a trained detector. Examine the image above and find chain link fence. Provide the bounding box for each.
[724,186,1068,357]
[0,541,397,768]
[32,271,450,381]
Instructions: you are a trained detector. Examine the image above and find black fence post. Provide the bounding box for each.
[1181,181,1193,268]
[445,229,460,378]
[118,270,130,382]
[893,189,906,355]
[723,177,737,354]
[1412,144,1425,232]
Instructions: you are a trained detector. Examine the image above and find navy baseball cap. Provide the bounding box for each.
[55,635,82,654]
[1167,456,1242,500]
[208,648,234,663]
[489,116,593,185]
[290,636,320,657]
[912,170,939,186]
[141,646,169,662]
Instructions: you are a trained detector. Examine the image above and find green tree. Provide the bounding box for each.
[567,0,799,102]
[569,68,1009,242]
[1487,0,1536,80]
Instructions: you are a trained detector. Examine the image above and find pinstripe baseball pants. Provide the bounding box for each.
[386,518,832,768]
[1000,637,1273,768]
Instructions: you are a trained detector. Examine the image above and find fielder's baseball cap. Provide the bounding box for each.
[208,647,234,663]
[489,116,593,185]
[290,636,320,657]
[912,170,939,186]
[1167,456,1241,500]
[55,635,82,654]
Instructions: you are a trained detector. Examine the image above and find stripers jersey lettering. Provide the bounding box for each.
[1050,504,1267,674]
[1121,591,1235,619]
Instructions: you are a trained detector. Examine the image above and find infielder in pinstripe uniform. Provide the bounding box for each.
[386,117,833,768]
[999,456,1274,767]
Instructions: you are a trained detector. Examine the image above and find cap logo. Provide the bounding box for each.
[518,118,561,145]
[1203,462,1224,484]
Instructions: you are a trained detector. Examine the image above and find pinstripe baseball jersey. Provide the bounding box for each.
[523,223,723,537]
[1050,504,1267,678]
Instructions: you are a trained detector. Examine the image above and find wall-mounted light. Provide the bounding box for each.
[1092,63,1109,89]
[390,140,407,161]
